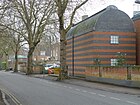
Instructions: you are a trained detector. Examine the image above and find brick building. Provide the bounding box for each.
[133,13,140,65]
[33,39,60,63]
[66,5,136,76]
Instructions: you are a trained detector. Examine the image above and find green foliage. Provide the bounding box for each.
[116,52,126,66]
[1,62,6,70]
[94,58,101,66]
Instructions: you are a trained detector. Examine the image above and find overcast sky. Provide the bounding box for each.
[82,0,140,18]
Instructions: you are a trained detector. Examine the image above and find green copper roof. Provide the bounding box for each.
[18,55,27,59]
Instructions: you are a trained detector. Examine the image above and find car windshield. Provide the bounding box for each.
[44,64,53,67]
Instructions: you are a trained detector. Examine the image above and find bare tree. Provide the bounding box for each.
[54,0,89,80]
[0,27,25,72]
[8,32,25,72]
[0,1,26,72]
[0,0,55,74]
[0,31,13,70]
[5,14,26,72]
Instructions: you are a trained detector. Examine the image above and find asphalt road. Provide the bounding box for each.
[0,71,140,105]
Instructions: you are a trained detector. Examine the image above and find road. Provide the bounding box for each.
[0,71,140,105]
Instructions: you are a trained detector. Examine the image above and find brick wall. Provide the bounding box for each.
[66,31,136,76]
[134,19,140,65]
[85,66,140,81]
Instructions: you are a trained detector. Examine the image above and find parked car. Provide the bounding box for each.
[48,64,60,74]
[42,64,54,74]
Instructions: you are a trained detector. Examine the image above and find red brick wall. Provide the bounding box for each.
[85,66,140,80]
[93,31,136,65]
[134,19,140,65]
[66,31,136,76]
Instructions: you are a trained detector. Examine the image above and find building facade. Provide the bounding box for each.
[133,13,140,65]
[66,6,136,76]
[33,39,60,63]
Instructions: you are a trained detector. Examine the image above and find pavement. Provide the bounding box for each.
[29,74,140,96]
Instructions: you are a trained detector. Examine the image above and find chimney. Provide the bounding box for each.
[135,0,140,4]
[133,3,140,16]
[82,15,88,20]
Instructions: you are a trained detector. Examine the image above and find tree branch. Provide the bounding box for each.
[66,0,88,32]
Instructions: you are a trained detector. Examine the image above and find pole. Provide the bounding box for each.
[72,34,74,77]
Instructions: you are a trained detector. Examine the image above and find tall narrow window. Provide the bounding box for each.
[111,59,117,66]
[110,36,119,44]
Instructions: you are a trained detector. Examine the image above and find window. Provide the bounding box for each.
[110,36,119,44]
[111,59,117,66]
[40,51,45,56]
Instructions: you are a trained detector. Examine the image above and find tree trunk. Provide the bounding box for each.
[59,29,68,80]
[26,47,34,75]
[5,54,8,71]
[14,51,18,72]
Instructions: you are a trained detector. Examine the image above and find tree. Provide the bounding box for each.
[54,0,89,80]
[0,32,13,70]
[7,31,25,72]
[0,0,55,74]
[0,1,26,72]
[0,27,24,72]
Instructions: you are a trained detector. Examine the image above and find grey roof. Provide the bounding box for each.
[67,8,105,39]
[95,8,134,32]
[67,5,135,39]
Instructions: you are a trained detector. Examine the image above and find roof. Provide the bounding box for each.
[67,5,135,39]
[132,13,140,21]
[67,8,106,39]
[18,55,27,59]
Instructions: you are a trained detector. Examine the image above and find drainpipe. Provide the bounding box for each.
[72,34,74,77]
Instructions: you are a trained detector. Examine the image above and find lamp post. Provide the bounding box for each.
[94,57,101,77]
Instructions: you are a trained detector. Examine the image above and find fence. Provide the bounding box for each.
[85,66,140,81]
[20,64,43,74]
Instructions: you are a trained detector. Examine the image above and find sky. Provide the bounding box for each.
[82,0,140,18]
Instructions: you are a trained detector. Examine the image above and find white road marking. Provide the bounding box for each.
[49,83,138,105]
[82,90,87,93]
[126,101,138,105]
[75,88,80,91]
[89,92,97,95]
[68,87,72,89]
[64,86,67,88]
[98,94,106,97]
[110,97,121,101]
